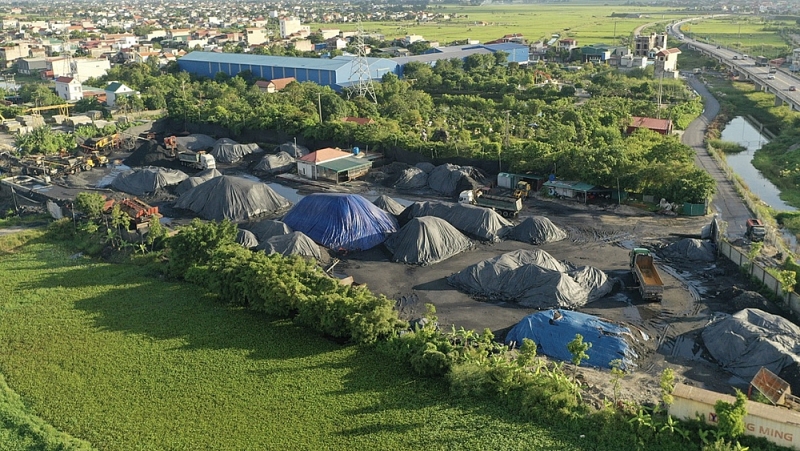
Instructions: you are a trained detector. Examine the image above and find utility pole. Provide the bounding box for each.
[317,92,323,122]
[502,110,510,172]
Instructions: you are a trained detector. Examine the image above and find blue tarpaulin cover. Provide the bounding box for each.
[282,193,398,251]
[505,310,637,369]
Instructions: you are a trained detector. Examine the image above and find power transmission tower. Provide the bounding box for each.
[347,19,377,104]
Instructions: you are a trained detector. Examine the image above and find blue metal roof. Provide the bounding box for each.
[483,43,529,52]
[180,51,351,70]
[394,48,491,65]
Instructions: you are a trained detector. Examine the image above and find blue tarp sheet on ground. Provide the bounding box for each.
[505,310,637,370]
[282,193,398,251]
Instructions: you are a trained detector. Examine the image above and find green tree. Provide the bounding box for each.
[167,219,238,277]
[567,333,591,367]
[74,192,105,220]
[714,389,747,439]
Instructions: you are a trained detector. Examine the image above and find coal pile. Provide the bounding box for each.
[124,140,181,168]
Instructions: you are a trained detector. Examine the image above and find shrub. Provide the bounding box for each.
[167,219,237,277]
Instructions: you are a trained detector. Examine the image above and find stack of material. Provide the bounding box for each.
[373,195,406,216]
[274,142,309,158]
[85,110,104,120]
[262,231,322,260]
[401,201,512,242]
[66,115,93,127]
[175,134,216,151]
[236,229,259,249]
[415,162,436,173]
[384,216,472,265]
[427,163,472,195]
[447,249,613,309]
[253,151,294,174]
[662,238,716,262]
[506,310,637,370]
[282,193,398,252]
[245,219,292,244]
[175,168,223,195]
[702,309,800,381]
[175,175,291,221]
[111,166,188,196]
[394,166,428,190]
[211,138,262,163]
[124,139,178,168]
[510,216,568,244]
[16,115,46,128]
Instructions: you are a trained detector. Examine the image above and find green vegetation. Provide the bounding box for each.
[309,5,684,46]
[14,125,77,155]
[680,17,794,59]
[708,139,747,154]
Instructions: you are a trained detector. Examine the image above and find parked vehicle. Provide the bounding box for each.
[629,248,664,301]
[746,218,766,242]
[177,151,216,170]
[459,189,522,217]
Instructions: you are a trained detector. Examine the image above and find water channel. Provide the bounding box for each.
[719,116,796,212]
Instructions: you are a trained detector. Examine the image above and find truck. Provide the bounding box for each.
[459,189,523,217]
[177,151,216,170]
[629,248,664,301]
[756,55,769,67]
[746,218,766,242]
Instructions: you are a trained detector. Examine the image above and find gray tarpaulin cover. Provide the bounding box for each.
[447,249,611,308]
[112,166,188,196]
[253,151,295,174]
[403,201,512,242]
[510,216,568,244]
[175,168,222,195]
[236,229,259,249]
[373,195,406,216]
[662,238,716,262]
[262,231,322,260]
[702,309,800,381]
[427,163,472,195]
[175,175,291,221]
[176,134,217,151]
[415,162,436,173]
[211,138,263,163]
[245,219,293,244]
[394,167,428,190]
[275,142,309,158]
[384,216,472,265]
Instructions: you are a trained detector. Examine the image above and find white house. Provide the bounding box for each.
[104,81,137,107]
[54,76,82,101]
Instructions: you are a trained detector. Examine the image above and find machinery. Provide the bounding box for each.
[459,189,523,217]
[178,151,216,170]
[746,218,766,242]
[629,248,664,301]
[105,197,162,231]
[164,136,178,157]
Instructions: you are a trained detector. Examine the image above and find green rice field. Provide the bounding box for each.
[311,5,686,45]
[0,231,584,450]
[679,17,794,59]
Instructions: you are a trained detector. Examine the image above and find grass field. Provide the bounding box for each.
[680,17,794,59]
[311,5,686,45]
[0,230,587,450]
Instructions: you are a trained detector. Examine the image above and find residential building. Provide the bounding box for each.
[654,48,681,79]
[292,39,313,52]
[319,28,340,40]
[17,57,47,74]
[0,42,30,65]
[558,38,578,51]
[73,58,111,80]
[254,77,295,93]
[634,33,667,57]
[626,116,673,135]
[54,76,83,101]
[402,35,424,46]
[104,81,137,107]
[342,117,374,125]
[245,28,267,46]
[280,17,302,38]
[296,147,372,183]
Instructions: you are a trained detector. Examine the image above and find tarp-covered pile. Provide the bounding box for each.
[662,238,716,262]
[275,142,309,158]
[175,168,222,195]
[112,166,188,195]
[175,175,291,221]
[394,166,428,190]
[124,140,176,167]
[510,216,568,244]
[401,201,512,242]
[245,219,292,244]
[373,195,406,216]
[175,134,217,151]
[262,231,322,260]
[236,229,259,249]
[447,249,613,308]
[702,309,800,381]
[283,193,398,251]
[253,151,295,174]
[384,216,472,265]
[506,310,637,369]
[416,162,436,173]
[211,138,262,163]
[427,163,472,196]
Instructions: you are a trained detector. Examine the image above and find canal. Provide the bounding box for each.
[720,116,796,212]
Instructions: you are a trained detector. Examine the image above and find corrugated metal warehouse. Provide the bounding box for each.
[177,52,400,91]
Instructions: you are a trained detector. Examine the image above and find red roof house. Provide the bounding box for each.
[626,116,673,135]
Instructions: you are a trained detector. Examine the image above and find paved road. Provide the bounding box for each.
[682,77,752,237]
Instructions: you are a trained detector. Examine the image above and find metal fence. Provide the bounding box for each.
[718,240,800,316]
